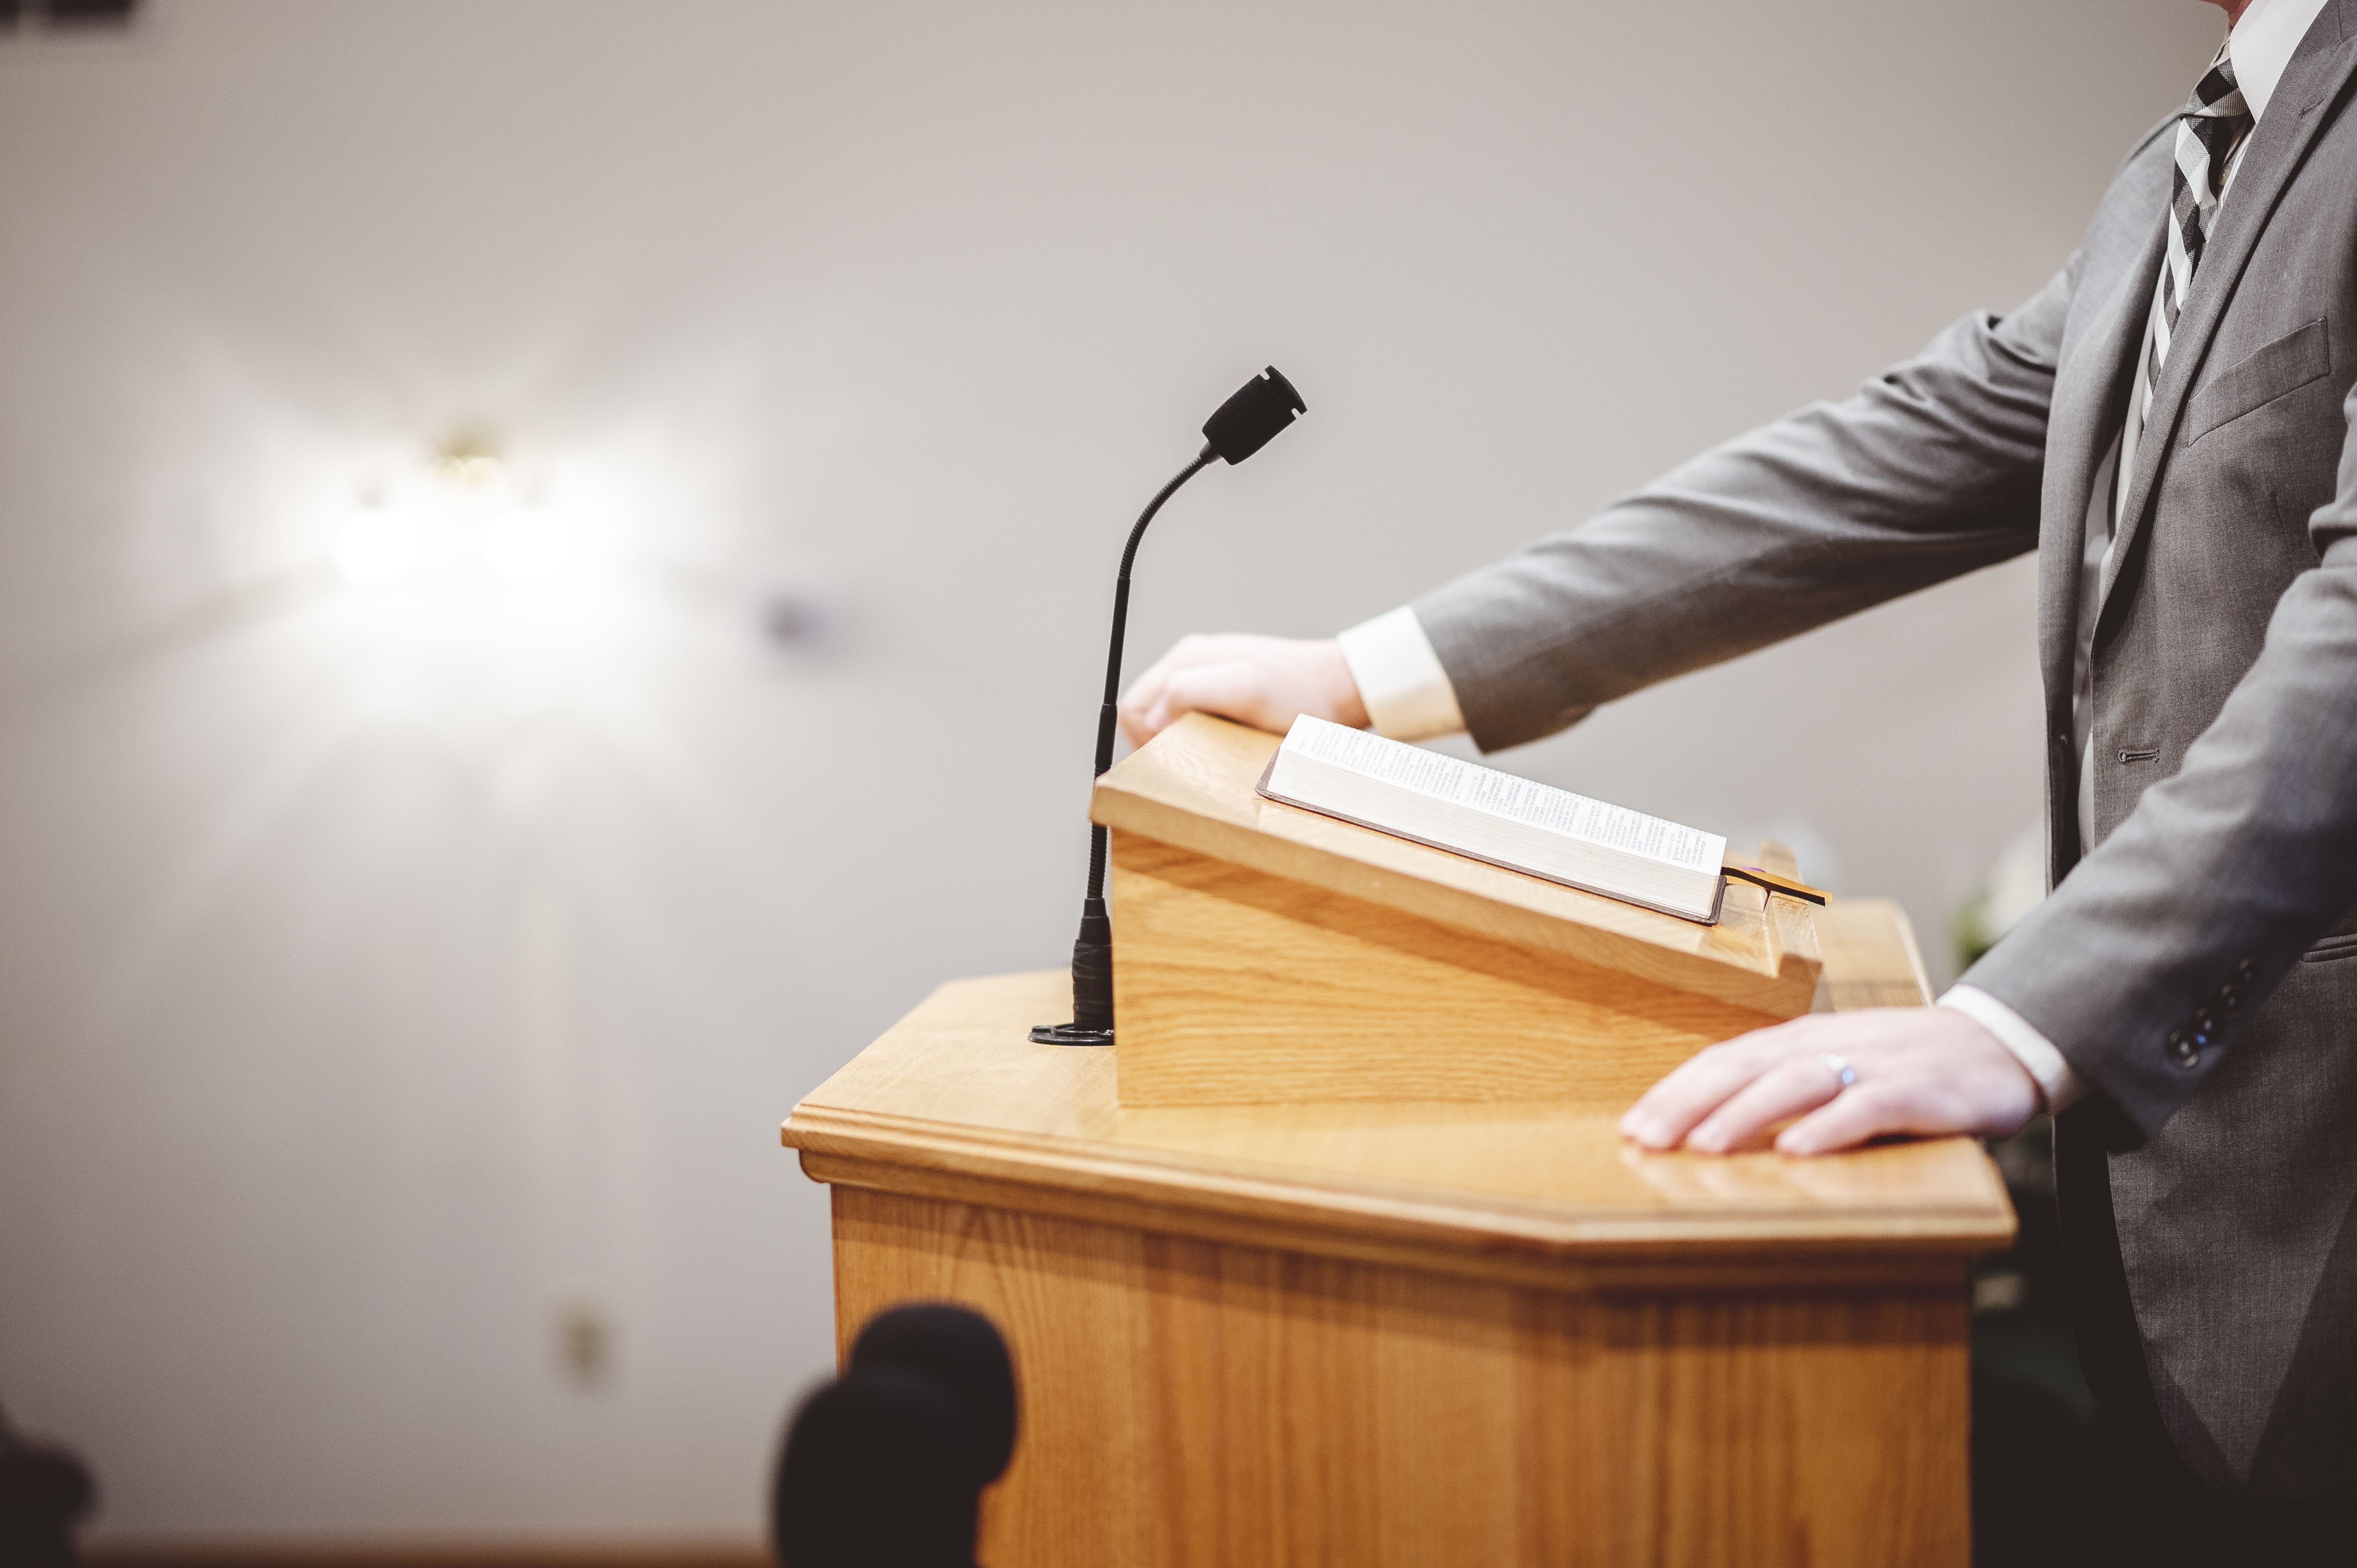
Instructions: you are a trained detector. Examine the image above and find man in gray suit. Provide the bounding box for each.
[1122,0,2357,1551]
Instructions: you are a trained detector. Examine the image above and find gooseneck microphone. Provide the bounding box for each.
[1030,366,1306,1047]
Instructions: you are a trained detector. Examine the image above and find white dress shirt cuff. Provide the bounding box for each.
[1336,606,1467,742]
[1939,984,2088,1114]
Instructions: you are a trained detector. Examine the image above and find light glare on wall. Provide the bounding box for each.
[331,444,609,594]
[335,506,422,587]
[486,507,586,588]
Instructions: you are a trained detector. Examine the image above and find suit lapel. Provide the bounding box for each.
[2099,8,2357,618]
[2041,221,2164,720]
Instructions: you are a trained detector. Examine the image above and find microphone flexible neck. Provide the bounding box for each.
[1084,443,1215,902]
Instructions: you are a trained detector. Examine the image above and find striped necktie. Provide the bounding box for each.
[2145,44,2255,413]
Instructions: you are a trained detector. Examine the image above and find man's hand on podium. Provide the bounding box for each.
[1619,1007,2042,1156]
[1119,633,1368,747]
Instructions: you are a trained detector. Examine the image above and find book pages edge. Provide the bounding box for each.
[1252,754,1726,927]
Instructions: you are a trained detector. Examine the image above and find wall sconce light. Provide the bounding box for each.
[333,433,601,595]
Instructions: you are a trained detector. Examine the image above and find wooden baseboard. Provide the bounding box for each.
[84,1541,768,1568]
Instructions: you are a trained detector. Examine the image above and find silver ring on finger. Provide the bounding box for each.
[1821,1052,1857,1091]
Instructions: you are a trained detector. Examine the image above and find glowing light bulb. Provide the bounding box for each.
[335,507,421,587]
[443,454,504,490]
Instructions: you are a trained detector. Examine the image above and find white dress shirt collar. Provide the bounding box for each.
[2232,0,2334,122]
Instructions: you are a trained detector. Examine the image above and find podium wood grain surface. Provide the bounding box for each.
[783,900,2011,1568]
[1093,715,1825,1106]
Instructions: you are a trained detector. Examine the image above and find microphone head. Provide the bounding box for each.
[848,1303,1018,1485]
[1201,366,1306,465]
[771,1367,979,1568]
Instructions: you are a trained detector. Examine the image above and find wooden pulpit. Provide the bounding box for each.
[1093,714,1825,1106]
[781,719,2013,1567]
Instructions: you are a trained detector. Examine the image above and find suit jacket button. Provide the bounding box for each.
[2218,984,2244,1013]
[2168,1029,2199,1067]
[2235,958,2258,984]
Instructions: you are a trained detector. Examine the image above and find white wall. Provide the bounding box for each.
[0,0,2223,1544]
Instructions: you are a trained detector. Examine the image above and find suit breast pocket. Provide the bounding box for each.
[2185,317,2332,446]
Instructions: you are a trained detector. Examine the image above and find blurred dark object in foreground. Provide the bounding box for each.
[773,1303,1018,1568]
[0,1406,95,1568]
[776,1373,979,1568]
[846,1304,1018,1487]
[2,0,138,26]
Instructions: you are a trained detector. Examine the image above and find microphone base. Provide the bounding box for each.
[1027,1023,1115,1047]
[1035,895,1116,1046]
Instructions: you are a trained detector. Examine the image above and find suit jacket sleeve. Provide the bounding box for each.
[1412,269,2071,752]
[1963,378,2357,1135]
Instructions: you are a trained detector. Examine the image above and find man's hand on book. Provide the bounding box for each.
[1619,1008,2042,1156]
[1119,634,1368,747]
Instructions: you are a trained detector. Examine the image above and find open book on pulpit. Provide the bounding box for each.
[1257,715,1729,923]
[1088,713,1823,1107]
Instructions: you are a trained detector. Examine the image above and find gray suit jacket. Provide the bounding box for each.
[1413,4,2357,1497]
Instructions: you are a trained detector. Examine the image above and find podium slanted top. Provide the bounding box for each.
[1089,713,1822,1020]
